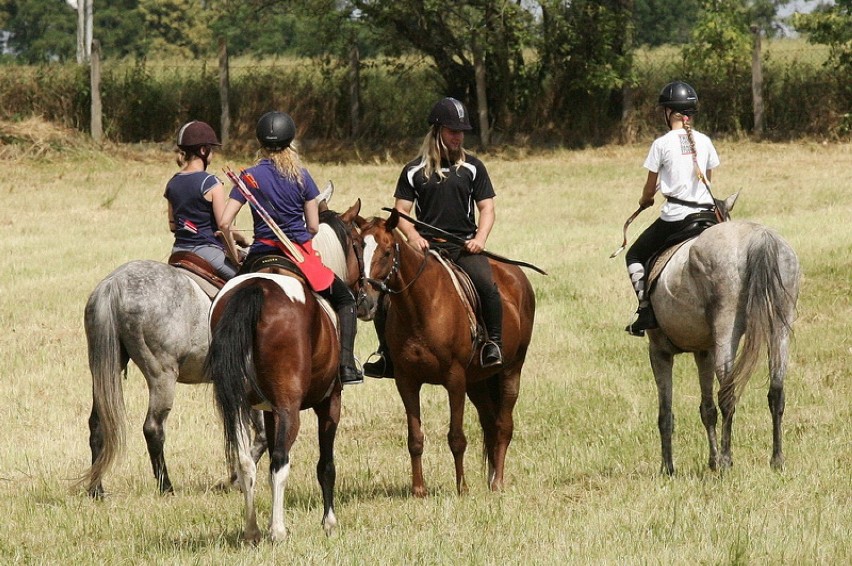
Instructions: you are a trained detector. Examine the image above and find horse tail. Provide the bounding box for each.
[205,283,266,470]
[724,228,798,404]
[76,277,128,494]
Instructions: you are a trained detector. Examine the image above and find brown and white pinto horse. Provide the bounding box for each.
[204,201,363,542]
[357,210,536,496]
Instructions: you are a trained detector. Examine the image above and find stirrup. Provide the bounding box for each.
[363,352,394,379]
[480,341,503,368]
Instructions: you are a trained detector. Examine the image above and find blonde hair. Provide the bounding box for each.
[415,125,466,181]
[260,142,305,186]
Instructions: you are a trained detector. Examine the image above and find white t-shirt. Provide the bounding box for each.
[643,128,720,222]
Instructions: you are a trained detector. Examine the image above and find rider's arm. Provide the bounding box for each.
[639,171,658,209]
[394,198,429,251]
[304,198,320,236]
[466,197,495,254]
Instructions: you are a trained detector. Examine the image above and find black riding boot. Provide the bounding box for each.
[337,305,363,385]
[625,302,657,337]
[363,296,394,378]
[480,288,504,369]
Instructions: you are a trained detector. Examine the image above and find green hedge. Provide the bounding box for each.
[0,53,846,148]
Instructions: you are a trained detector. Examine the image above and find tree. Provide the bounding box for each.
[633,0,701,46]
[792,0,851,72]
[138,0,212,58]
[2,0,77,63]
[352,0,536,138]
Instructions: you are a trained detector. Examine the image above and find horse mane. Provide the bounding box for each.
[314,209,350,281]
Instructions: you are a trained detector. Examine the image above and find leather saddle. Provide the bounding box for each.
[168,251,227,298]
[646,211,719,293]
[430,249,483,345]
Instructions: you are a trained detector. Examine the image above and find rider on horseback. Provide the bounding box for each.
[625,81,721,336]
[219,111,364,386]
[363,97,504,378]
[164,121,239,280]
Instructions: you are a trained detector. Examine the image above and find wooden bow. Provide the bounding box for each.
[609,204,649,258]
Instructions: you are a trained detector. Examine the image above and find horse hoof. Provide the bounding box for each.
[412,486,428,498]
[770,455,784,471]
[243,529,262,545]
[270,527,288,543]
[322,511,338,536]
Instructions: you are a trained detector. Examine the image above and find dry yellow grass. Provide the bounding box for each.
[0,129,849,563]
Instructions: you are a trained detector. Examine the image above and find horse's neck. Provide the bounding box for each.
[313,223,346,280]
[394,240,451,308]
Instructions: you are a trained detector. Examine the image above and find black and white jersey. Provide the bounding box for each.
[394,153,495,240]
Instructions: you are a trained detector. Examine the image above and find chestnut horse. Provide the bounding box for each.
[205,201,364,542]
[357,210,536,496]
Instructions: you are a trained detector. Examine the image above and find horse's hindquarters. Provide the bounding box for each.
[651,244,713,351]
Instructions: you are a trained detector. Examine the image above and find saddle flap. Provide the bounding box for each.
[168,251,227,290]
[430,251,481,341]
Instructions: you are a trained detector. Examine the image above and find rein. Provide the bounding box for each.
[366,242,429,295]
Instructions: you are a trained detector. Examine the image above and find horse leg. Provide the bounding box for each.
[715,340,738,471]
[266,406,299,542]
[466,379,498,487]
[768,326,790,470]
[467,371,519,491]
[143,375,176,494]
[235,415,261,544]
[315,391,341,536]
[86,406,106,498]
[223,409,267,490]
[694,351,720,470]
[446,379,469,495]
[396,379,427,497]
[649,344,675,475]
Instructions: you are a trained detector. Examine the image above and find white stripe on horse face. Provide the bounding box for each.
[362,235,378,280]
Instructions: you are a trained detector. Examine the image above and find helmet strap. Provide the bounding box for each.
[197,146,211,170]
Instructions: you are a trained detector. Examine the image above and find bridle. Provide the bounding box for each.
[365,241,429,296]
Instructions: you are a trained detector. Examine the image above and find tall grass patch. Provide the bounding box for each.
[0,129,849,562]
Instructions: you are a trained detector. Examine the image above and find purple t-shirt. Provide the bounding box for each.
[164,171,223,249]
[229,159,320,253]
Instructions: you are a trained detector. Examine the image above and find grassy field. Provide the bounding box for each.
[0,125,849,564]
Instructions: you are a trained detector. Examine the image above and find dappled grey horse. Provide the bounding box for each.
[645,195,800,474]
[77,190,364,497]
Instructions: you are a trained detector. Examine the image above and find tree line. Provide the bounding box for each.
[0,0,848,144]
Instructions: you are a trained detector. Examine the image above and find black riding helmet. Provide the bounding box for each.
[427,97,472,131]
[658,81,698,115]
[256,111,296,151]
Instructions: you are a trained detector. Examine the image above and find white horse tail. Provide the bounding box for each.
[725,228,798,404]
[76,276,128,495]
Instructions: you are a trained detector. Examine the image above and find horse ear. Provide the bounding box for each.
[724,192,739,213]
[318,180,334,205]
[386,208,400,231]
[340,199,361,223]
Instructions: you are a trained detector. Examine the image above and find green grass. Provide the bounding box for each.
[0,135,849,563]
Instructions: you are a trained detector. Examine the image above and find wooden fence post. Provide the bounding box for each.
[90,39,102,143]
[219,38,230,146]
[751,24,764,138]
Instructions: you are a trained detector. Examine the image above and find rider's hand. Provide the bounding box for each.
[465,237,486,254]
[410,235,430,252]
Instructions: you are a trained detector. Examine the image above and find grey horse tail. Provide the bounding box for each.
[205,283,265,470]
[723,229,797,405]
[76,277,128,494]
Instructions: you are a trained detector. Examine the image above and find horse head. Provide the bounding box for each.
[355,215,399,320]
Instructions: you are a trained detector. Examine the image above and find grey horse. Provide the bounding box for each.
[644,194,801,474]
[77,192,364,498]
